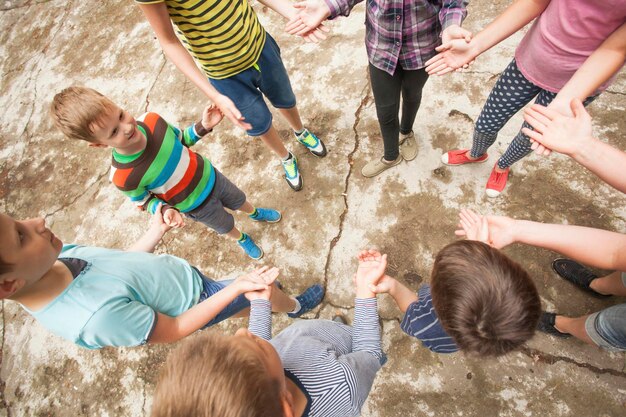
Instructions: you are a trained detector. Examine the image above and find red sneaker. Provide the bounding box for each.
[485,164,510,197]
[441,149,488,166]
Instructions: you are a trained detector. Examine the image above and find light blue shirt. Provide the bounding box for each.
[26,245,203,349]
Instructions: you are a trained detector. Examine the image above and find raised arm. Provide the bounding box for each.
[137,3,251,130]
[522,99,626,193]
[456,209,626,272]
[426,0,550,75]
[510,220,626,271]
[352,250,385,360]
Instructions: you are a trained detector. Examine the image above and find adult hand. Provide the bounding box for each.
[522,99,593,158]
[201,104,224,131]
[213,94,252,130]
[285,0,331,37]
[457,208,489,244]
[455,209,517,249]
[425,37,478,76]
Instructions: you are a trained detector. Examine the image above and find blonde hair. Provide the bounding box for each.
[151,331,284,417]
[50,86,117,142]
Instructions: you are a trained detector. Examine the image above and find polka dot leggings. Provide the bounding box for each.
[469,59,596,169]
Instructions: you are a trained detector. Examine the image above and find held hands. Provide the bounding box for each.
[455,209,516,249]
[150,203,183,235]
[425,26,476,76]
[163,208,185,229]
[284,0,331,43]
[201,104,224,131]
[241,266,280,301]
[522,99,593,157]
[212,94,252,131]
[354,249,388,298]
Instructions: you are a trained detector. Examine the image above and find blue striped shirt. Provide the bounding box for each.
[249,298,385,417]
[400,284,459,354]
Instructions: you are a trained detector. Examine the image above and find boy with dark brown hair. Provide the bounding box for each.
[369,209,541,355]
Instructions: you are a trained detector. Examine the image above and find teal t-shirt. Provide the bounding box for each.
[26,245,203,349]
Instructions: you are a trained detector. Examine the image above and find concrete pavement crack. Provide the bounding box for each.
[44,169,109,220]
[143,58,168,113]
[317,82,372,318]
[520,346,626,378]
[0,301,12,417]
[604,89,625,97]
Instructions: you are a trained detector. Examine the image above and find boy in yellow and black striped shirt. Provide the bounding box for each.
[136,0,328,191]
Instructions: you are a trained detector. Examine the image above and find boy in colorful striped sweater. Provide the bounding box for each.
[151,250,386,417]
[52,86,279,260]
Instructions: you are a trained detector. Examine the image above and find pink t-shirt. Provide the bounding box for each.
[515,0,626,94]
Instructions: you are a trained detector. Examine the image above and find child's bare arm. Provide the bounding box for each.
[426,0,550,75]
[148,268,273,344]
[523,100,626,193]
[457,209,626,271]
[137,3,251,130]
[550,22,626,115]
[370,277,418,313]
[127,204,171,253]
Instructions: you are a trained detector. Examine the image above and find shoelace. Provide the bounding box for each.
[283,159,297,177]
[298,130,317,147]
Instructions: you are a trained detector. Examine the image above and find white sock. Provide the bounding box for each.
[289,298,301,314]
[294,128,305,136]
[282,152,293,162]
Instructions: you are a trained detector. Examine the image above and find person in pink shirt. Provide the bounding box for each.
[426,0,626,197]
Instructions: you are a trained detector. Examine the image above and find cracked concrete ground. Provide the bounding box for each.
[1,0,626,415]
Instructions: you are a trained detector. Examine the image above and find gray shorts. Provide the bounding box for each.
[186,168,246,234]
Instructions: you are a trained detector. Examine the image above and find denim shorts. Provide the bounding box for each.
[186,167,246,234]
[195,270,250,328]
[585,273,626,351]
[209,33,297,136]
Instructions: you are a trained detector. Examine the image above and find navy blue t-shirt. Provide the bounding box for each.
[400,285,459,353]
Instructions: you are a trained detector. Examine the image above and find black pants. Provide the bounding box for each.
[369,63,429,161]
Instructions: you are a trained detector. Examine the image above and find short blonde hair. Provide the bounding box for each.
[50,86,117,142]
[151,331,284,417]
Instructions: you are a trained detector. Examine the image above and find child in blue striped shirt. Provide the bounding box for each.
[370,209,542,356]
[151,250,386,417]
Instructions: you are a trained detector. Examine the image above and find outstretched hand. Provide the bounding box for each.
[425,34,476,76]
[522,98,593,157]
[201,104,224,131]
[455,209,516,249]
[212,94,252,130]
[285,0,331,43]
[355,249,388,289]
[163,208,185,229]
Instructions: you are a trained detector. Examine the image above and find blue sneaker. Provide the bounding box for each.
[238,233,263,260]
[250,208,282,223]
[295,128,327,158]
[281,152,303,191]
[288,284,325,318]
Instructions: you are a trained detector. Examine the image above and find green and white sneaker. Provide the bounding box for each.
[295,128,327,158]
[281,152,303,191]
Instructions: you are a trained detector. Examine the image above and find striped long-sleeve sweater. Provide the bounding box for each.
[248,298,386,417]
[109,112,214,214]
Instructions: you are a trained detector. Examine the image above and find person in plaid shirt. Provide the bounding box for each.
[286,0,470,177]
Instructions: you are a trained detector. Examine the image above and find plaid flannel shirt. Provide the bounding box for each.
[324,0,468,74]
